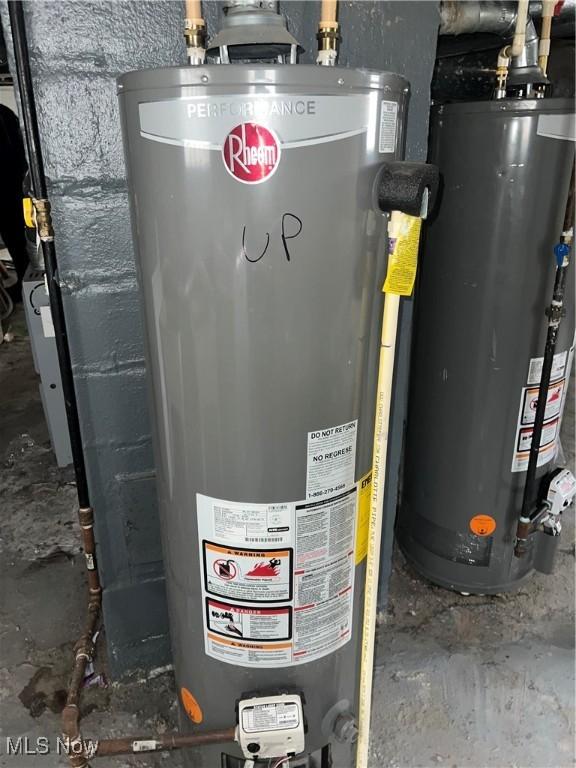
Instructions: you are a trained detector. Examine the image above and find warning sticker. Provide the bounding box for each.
[379,100,398,154]
[197,482,357,667]
[306,420,357,500]
[355,471,372,564]
[517,418,559,453]
[520,380,565,425]
[203,542,292,603]
[206,633,293,666]
[527,350,567,386]
[383,215,422,296]
[511,346,572,473]
[206,599,291,641]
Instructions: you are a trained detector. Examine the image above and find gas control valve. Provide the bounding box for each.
[236,694,305,761]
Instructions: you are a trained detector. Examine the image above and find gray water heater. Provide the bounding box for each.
[119,64,408,767]
[398,99,575,595]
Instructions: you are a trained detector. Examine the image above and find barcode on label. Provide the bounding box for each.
[245,537,284,542]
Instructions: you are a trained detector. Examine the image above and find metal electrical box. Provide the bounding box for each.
[119,65,408,765]
[398,99,575,594]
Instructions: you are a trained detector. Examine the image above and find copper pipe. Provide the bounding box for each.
[94,727,236,757]
[61,506,102,767]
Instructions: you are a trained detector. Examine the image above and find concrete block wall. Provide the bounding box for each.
[0,0,439,676]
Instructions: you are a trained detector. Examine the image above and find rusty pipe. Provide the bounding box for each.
[59,727,235,766]
[94,727,237,757]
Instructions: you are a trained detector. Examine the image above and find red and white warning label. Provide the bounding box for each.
[206,599,291,642]
[203,543,292,603]
[197,419,359,667]
[511,346,572,472]
[520,380,565,425]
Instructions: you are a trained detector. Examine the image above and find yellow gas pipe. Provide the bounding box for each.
[356,211,424,768]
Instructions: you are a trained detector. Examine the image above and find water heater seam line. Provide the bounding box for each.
[139,128,368,150]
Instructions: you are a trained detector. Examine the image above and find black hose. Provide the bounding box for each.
[8,0,91,508]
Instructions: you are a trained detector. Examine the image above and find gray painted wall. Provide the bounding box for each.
[0,0,439,676]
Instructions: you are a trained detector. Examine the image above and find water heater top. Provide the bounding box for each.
[433,97,574,119]
[117,63,409,98]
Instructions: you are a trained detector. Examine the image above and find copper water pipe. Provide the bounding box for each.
[94,728,236,757]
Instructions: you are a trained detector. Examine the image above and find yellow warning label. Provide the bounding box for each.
[383,214,422,296]
[355,471,372,564]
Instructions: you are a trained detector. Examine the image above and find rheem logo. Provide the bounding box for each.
[222,123,281,184]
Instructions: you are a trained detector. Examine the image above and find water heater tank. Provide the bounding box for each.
[118,64,408,767]
[398,98,575,595]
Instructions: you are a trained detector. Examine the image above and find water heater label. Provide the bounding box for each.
[197,480,357,667]
[527,350,567,386]
[511,346,572,472]
[206,599,291,642]
[306,419,357,500]
[203,542,293,603]
[379,100,398,154]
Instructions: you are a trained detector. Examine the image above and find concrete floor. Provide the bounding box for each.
[0,306,574,768]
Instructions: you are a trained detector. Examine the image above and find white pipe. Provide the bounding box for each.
[510,0,529,58]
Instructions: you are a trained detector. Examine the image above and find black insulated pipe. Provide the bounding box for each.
[8,0,91,509]
[515,162,575,557]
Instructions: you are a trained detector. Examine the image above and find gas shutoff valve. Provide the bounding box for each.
[236,694,305,760]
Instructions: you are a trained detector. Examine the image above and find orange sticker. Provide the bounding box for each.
[469,515,496,536]
[181,687,203,723]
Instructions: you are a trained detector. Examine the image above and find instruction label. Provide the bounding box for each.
[292,487,356,662]
[241,701,300,733]
[511,346,572,472]
[197,424,359,668]
[379,100,398,154]
[306,420,357,500]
